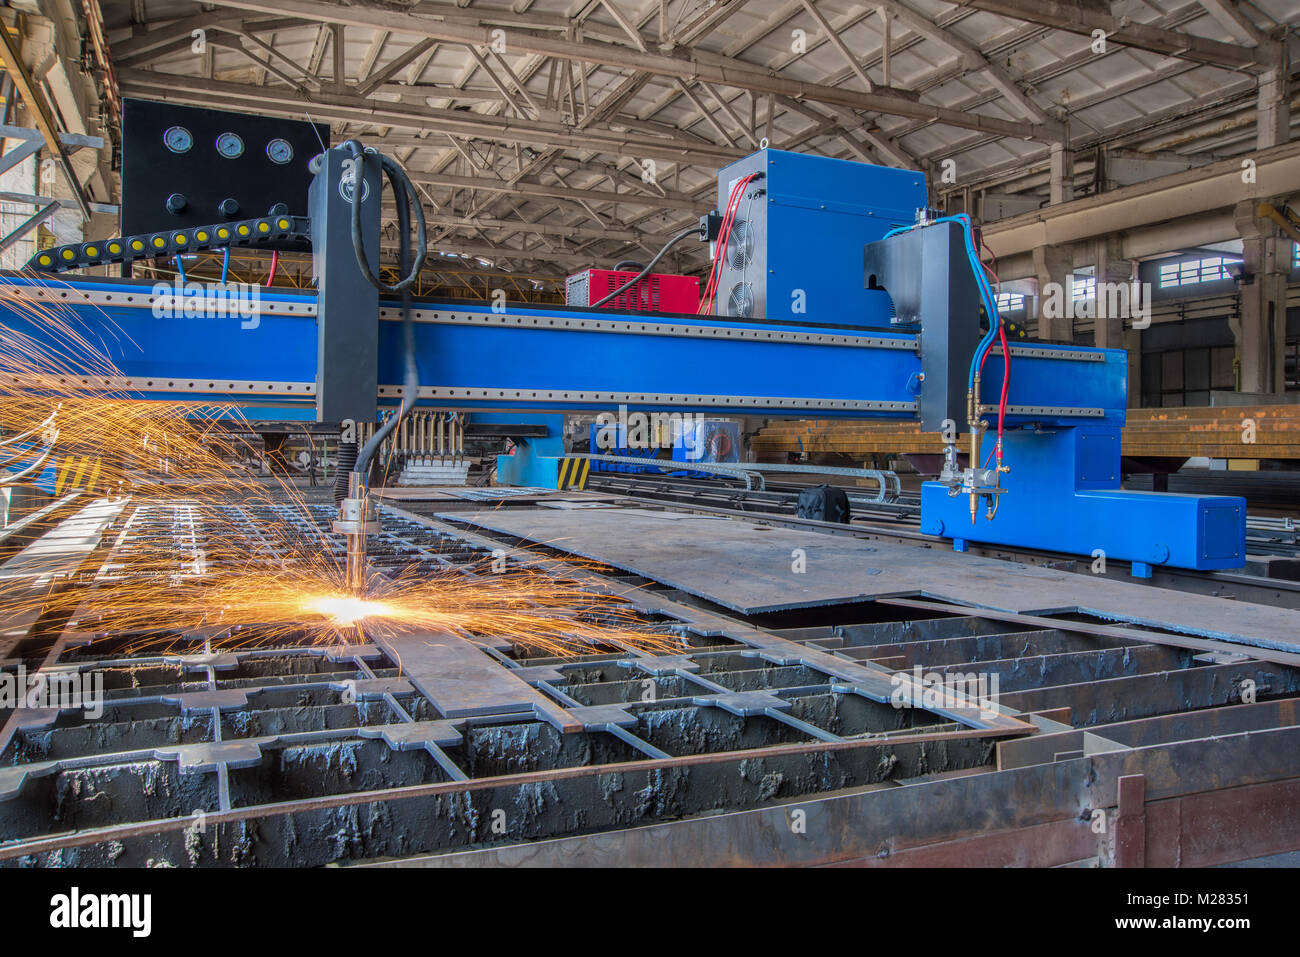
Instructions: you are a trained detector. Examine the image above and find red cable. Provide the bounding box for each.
[975,246,1011,452]
[267,250,279,287]
[698,185,739,312]
[699,174,755,314]
[700,177,747,312]
[996,316,1010,449]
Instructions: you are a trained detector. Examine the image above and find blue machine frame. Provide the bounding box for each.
[1,147,1247,575]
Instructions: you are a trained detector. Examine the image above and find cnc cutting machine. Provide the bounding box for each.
[8,139,1246,580]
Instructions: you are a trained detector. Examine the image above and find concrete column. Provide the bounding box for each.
[1032,243,1074,342]
[1049,141,1074,205]
[1257,47,1290,150]
[1093,236,1134,350]
[1233,199,1288,394]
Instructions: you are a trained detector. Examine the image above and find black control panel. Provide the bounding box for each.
[121,99,327,246]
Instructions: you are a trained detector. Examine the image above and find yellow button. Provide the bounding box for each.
[196,231,208,242]
[108,242,121,254]
[174,233,188,245]
[277,218,290,229]
[237,224,250,236]
[152,236,166,248]
[131,240,144,252]
[84,246,98,258]
[37,254,51,266]
[257,221,270,233]
[217,228,229,239]
[61,248,75,260]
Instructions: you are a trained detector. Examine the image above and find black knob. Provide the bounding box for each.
[218,198,240,218]
[165,193,187,214]
[267,202,288,217]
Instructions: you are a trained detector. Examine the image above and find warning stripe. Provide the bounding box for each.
[556,458,591,490]
[83,457,102,493]
[53,455,102,494]
[54,456,75,495]
[67,455,90,492]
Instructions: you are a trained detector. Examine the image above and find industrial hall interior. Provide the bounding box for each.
[1,0,1300,885]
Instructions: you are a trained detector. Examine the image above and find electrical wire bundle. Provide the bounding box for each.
[698,172,759,315]
[339,139,427,493]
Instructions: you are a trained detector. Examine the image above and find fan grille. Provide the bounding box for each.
[727,220,754,270]
[727,282,754,318]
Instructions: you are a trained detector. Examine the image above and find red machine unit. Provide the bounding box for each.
[565,268,700,314]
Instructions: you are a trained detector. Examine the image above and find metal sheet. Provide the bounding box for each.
[444,507,1300,650]
[367,625,581,732]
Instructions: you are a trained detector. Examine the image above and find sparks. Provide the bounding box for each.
[303,594,393,625]
[0,283,681,661]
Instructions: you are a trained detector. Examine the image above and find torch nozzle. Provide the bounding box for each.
[334,472,378,597]
[345,532,367,595]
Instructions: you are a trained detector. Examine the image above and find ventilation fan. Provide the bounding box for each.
[727,219,754,270]
[727,282,754,318]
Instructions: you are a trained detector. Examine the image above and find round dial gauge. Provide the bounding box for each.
[163,126,193,154]
[266,138,294,165]
[215,132,245,159]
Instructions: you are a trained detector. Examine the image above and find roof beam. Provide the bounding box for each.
[189,0,1059,140]
[598,0,649,53]
[115,68,741,165]
[797,0,877,92]
[701,82,760,147]
[952,0,1277,70]
[356,38,436,96]
[406,170,701,211]
[464,44,535,118]
[675,79,737,147]
[422,212,669,244]
[113,10,250,62]
[1196,0,1267,47]
[877,0,1054,125]
[426,240,617,266]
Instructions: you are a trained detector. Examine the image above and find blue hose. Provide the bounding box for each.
[174,256,186,285]
[881,214,1000,390]
[221,247,230,284]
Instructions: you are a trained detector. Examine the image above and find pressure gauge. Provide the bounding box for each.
[215,132,245,159]
[266,138,294,165]
[163,126,193,154]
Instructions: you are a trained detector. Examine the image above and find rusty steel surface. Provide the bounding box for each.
[751,405,1300,461]
[441,506,1300,652]
[1,488,1299,867]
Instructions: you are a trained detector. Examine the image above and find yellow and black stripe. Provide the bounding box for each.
[54,454,103,495]
[556,457,591,490]
[29,215,311,274]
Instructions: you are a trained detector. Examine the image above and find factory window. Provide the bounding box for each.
[996,292,1025,312]
[1071,276,1095,301]
[1141,345,1236,407]
[1157,256,1241,288]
